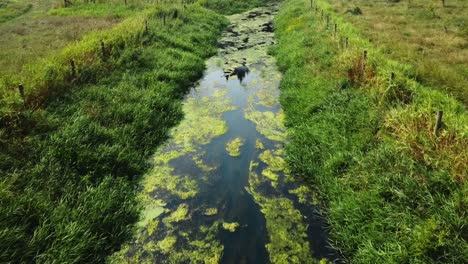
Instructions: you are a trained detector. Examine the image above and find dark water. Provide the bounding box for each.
[110,4,341,264]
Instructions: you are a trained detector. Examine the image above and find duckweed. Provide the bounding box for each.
[226,137,245,157]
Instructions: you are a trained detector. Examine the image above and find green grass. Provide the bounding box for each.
[327,0,468,105]
[200,0,271,14]
[0,2,227,262]
[272,0,467,262]
[0,0,32,23]
[49,2,147,18]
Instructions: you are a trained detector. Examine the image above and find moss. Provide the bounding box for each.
[222,222,240,232]
[226,137,245,157]
[204,208,218,216]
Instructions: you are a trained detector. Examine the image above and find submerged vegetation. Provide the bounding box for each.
[226,137,245,156]
[273,0,467,262]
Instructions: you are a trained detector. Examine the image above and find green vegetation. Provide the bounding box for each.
[226,137,245,156]
[328,0,468,104]
[273,0,467,262]
[0,0,32,23]
[200,0,270,14]
[0,1,227,262]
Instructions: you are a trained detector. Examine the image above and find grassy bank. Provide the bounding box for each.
[272,0,467,262]
[0,2,227,262]
[326,0,468,105]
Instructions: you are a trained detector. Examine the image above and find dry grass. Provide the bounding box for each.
[0,1,120,75]
[328,0,468,104]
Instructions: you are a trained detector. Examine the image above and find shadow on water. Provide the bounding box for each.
[110,3,342,264]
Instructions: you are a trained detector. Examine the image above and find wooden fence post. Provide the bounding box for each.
[345,37,349,49]
[18,84,24,99]
[334,23,337,37]
[390,72,395,82]
[101,41,106,60]
[145,20,149,34]
[70,59,76,79]
[434,110,443,135]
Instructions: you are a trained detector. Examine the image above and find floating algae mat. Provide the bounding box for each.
[109,4,340,264]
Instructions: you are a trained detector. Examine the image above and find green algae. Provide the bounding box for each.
[247,170,315,264]
[226,137,245,157]
[222,222,240,232]
[142,165,199,200]
[244,106,286,142]
[164,203,190,224]
[204,208,218,216]
[289,185,318,205]
[193,151,217,172]
[255,139,265,150]
[259,149,286,172]
[255,86,279,108]
[157,235,178,254]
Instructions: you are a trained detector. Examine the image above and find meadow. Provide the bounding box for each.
[272,0,467,262]
[326,0,468,104]
[0,0,233,262]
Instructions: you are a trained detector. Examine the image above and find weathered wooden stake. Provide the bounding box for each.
[163,14,166,25]
[18,84,24,99]
[434,110,443,135]
[362,50,368,73]
[390,72,395,82]
[145,20,149,34]
[345,37,349,49]
[334,23,337,36]
[326,15,330,29]
[70,59,76,79]
[310,0,313,8]
[101,41,106,59]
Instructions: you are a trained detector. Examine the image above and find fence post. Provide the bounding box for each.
[434,110,443,135]
[345,37,349,49]
[326,15,330,29]
[334,23,337,37]
[145,20,149,34]
[70,59,76,79]
[362,50,367,73]
[390,72,395,82]
[18,84,24,99]
[101,41,106,60]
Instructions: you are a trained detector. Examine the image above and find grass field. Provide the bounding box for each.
[0,0,274,262]
[272,0,467,262]
[327,0,468,104]
[0,0,230,262]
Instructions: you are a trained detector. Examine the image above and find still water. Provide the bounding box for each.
[110,3,339,264]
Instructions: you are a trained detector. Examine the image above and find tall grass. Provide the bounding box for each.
[0,2,227,262]
[272,0,467,262]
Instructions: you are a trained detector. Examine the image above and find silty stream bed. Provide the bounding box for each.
[110,4,340,264]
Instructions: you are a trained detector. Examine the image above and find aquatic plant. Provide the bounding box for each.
[226,137,245,157]
[222,222,240,232]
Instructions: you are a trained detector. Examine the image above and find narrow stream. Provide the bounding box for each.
[111,4,339,263]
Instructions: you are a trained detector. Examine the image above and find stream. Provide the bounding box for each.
[110,4,339,264]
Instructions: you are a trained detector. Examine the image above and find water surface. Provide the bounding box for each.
[110,4,339,264]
